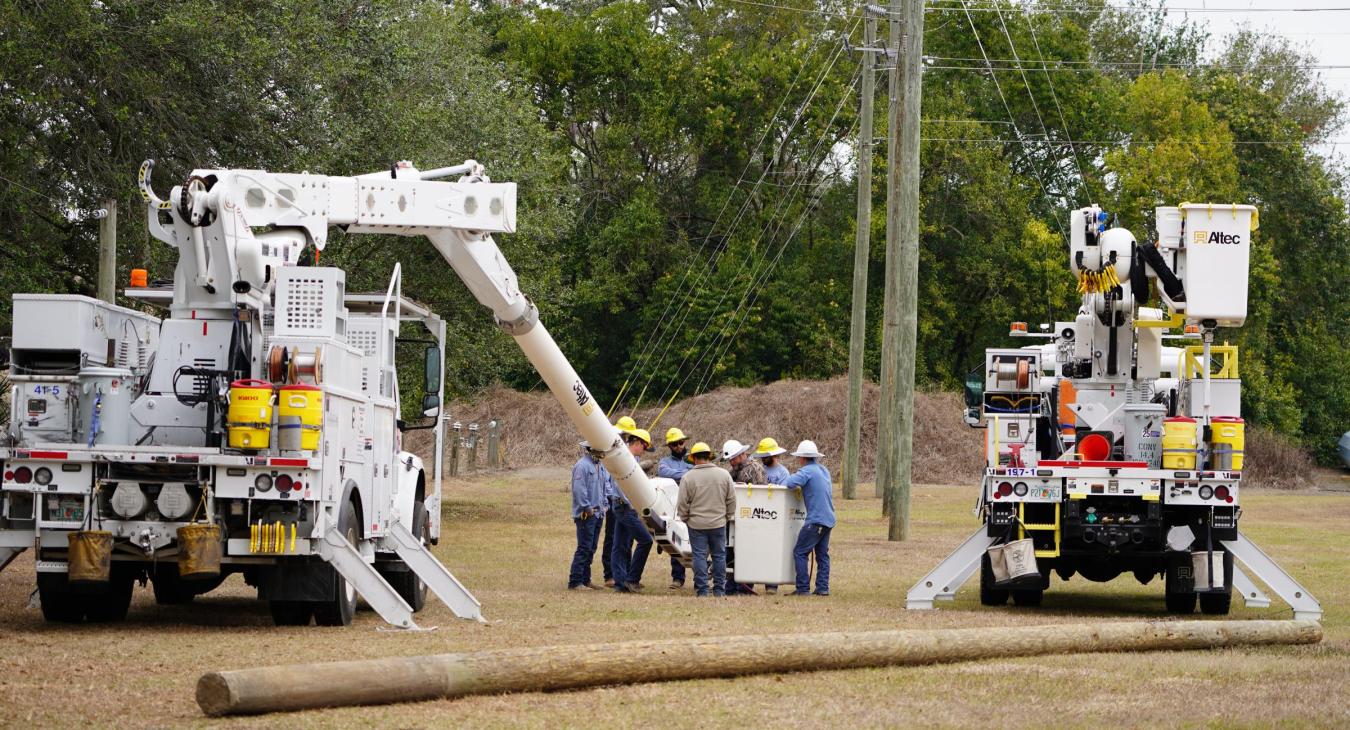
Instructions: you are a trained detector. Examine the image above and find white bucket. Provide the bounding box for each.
[1002,538,1039,581]
[1192,550,1226,590]
[987,544,1010,583]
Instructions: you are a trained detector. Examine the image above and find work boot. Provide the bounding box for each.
[668,580,684,590]
[584,583,605,591]
[604,579,616,588]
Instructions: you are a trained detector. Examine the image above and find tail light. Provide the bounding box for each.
[13,467,32,484]
[997,482,1014,498]
[1215,484,1232,503]
[1198,485,1214,500]
[275,475,293,492]
[1013,482,1028,497]
[292,480,303,492]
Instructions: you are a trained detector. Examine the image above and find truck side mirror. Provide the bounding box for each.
[963,367,985,428]
[421,393,440,419]
[424,346,441,393]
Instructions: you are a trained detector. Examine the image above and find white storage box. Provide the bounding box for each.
[732,483,805,585]
[1179,204,1257,326]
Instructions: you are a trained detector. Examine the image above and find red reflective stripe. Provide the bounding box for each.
[202,321,208,336]
[1038,460,1149,468]
[269,458,308,467]
[28,450,68,460]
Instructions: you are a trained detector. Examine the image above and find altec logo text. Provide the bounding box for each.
[1192,230,1242,245]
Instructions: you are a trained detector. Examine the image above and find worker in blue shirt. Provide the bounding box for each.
[568,442,607,590]
[600,416,638,586]
[783,440,835,596]
[611,428,656,593]
[657,427,692,589]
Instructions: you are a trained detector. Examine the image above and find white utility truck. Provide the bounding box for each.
[0,157,727,629]
[907,204,1320,620]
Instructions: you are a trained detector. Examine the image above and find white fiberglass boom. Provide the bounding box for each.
[140,159,680,543]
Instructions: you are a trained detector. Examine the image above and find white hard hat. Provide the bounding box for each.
[791,440,824,458]
[720,439,750,461]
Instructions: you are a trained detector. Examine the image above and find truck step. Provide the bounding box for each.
[316,527,418,630]
[381,522,484,622]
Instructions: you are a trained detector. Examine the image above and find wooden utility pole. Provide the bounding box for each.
[878,0,923,538]
[888,0,924,539]
[97,198,117,304]
[843,7,881,501]
[876,0,903,507]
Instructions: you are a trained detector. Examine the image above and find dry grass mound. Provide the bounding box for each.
[1243,426,1315,489]
[411,377,984,486]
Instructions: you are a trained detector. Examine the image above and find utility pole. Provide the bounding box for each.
[843,6,883,501]
[97,198,117,304]
[878,0,923,539]
[876,0,903,509]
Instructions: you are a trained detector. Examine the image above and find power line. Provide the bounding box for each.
[616,13,855,404]
[1019,5,1094,203]
[727,0,1350,18]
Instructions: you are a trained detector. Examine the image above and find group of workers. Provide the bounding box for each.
[568,417,836,598]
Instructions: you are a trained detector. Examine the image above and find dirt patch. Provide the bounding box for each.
[407,377,985,486]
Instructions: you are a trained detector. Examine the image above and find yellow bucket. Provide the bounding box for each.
[68,530,112,583]
[1211,417,1245,471]
[227,379,273,449]
[177,523,223,578]
[1162,416,1198,469]
[277,384,323,452]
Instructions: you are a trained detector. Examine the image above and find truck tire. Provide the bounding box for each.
[313,500,360,627]
[84,574,134,622]
[37,572,86,623]
[270,600,314,626]
[384,501,429,613]
[152,564,225,605]
[979,552,1009,606]
[1011,589,1044,607]
[1198,551,1234,615]
[1164,565,1197,614]
[39,570,135,623]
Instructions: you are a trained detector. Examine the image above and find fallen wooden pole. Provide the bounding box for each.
[198,619,1320,716]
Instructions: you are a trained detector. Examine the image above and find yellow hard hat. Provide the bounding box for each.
[614,415,637,435]
[689,441,712,457]
[665,427,687,445]
[628,428,654,448]
[755,437,787,457]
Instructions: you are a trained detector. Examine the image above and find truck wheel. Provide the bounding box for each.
[37,572,86,623]
[1011,589,1044,607]
[979,552,1009,606]
[270,600,314,626]
[1198,551,1234,615]
[84,574,135,622]
[385,501,429,612]
[313,500,360,627]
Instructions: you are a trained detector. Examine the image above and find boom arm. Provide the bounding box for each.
[142,159,676,535]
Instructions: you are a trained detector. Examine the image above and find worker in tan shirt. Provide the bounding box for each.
[677,442,737,597]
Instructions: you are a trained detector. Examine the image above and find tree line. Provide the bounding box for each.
[1,1,1346,462]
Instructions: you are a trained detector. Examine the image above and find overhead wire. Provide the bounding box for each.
[625,17,861,413]
[1019,5,1095,202]
[614,10,859,414]
[672,69,864,402]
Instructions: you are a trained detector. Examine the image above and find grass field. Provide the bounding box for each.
[1,469,1347,728]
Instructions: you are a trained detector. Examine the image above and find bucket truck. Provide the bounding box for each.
[0,157,708,628]
[908,204,1321,620]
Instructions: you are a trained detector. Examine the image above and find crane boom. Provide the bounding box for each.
[140,159,682,546]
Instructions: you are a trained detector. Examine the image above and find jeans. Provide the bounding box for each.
[611,505,652,586]
[793,523,832,594]
[569,515,602,587]
[601,507,615,581]
[689,527,728,596]
[670,555,686,584]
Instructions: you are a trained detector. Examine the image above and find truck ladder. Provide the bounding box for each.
[906,526,995,609]
[380,522,483,622]
[1222,531,1322,620]
[316,527,418,630]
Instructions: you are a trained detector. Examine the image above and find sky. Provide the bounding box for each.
[1167,0,1350,160]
